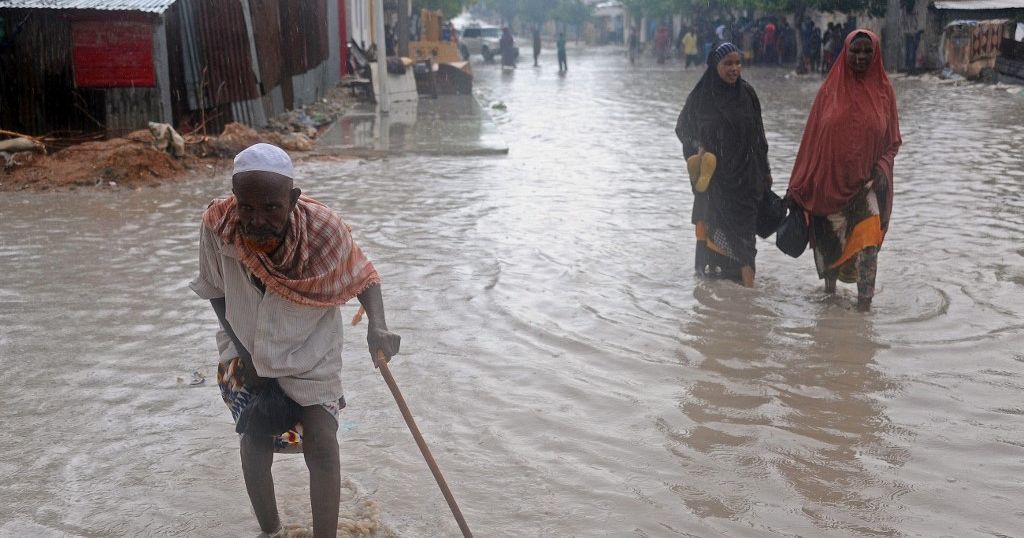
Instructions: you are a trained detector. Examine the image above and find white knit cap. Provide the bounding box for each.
[233,143,294,179]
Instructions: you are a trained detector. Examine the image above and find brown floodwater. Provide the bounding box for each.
[1,46,1023,537]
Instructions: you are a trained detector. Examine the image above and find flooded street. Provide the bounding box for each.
[2,46,1024,536]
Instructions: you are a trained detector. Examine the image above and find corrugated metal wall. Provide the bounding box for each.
[105,86,162,135]
[193,1,259,104]
[1,0,340,137]
[0,9,106,135]
[292,61,328,108]
[173,0,334,133]
[249,0,285,92]
[295,0,329,71]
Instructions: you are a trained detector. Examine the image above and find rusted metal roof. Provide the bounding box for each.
[0,0,178,13]
[933,0,1024,9]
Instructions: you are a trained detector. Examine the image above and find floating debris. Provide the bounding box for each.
[178,369,206,386]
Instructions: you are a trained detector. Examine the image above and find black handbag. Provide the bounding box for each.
[235,379,303,436]
[756,189,786,239]
[776,204,809,258]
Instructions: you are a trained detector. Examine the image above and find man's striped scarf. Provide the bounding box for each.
[202,195,380,307]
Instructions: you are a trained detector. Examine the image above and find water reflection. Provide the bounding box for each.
[317,95,505,155]
[668,284,910,534]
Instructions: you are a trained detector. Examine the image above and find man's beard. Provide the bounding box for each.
[240,225,285,254]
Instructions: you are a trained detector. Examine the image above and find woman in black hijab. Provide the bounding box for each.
[676,42,772,287]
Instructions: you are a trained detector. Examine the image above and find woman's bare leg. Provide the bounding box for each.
[856,247,878,312]
[695,241,707,275]
[740,266,755,288]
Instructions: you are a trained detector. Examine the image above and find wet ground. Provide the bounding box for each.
[1,46,1023,537]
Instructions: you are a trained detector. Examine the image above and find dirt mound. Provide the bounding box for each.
[2,131,192,191]
[1,87,360,192]
[203,122,265,157]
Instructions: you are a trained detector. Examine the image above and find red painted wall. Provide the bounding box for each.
[72,21,156,87]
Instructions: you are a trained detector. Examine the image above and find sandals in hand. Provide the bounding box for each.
[686,152,716,193]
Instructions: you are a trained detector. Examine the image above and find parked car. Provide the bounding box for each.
[458,24,518,62]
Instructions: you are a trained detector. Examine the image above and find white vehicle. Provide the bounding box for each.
[458,24,518,62]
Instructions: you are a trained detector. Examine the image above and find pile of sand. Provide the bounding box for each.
[1,83,360,192]
[0,122,316,192]
[1,130,193,191]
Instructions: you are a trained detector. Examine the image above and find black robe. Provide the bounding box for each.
[675,68,770,266]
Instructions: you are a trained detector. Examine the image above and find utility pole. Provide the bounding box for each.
[884,0,901,72]
[398,0,409,57]
[375,0,390,113]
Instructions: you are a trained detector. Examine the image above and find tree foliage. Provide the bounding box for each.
[475,0,521,24]
[414,0,470,20]
[521,0,558,24]
[622,0,889,21]
[551,0,593,27]
[473,0,590,26]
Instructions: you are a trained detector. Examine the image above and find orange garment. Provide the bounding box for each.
[202,195,380,307]
[829,214,882,269]
[695,221,728,256]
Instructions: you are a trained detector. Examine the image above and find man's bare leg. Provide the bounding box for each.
[241,432,281,534]
[302,405,340,538]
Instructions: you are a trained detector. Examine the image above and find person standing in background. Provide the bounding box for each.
[741,22,754,64]
[811,22,822,73]
[762,19,777,65]
[682,27,699,68]
[902,5,921,73]
[557,32,568,72]
[500,27,517,68]
[532,25,542,67]
[655,23,670,64]
[821,23,836,73]
[628,27,641,65]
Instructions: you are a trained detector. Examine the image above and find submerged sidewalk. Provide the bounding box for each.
[314,95,508,157]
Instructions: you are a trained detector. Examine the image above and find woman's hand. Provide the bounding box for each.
[783,192,798,211]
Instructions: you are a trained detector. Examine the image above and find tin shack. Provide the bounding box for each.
[0,0,345,137]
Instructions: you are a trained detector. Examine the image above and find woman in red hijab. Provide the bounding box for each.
[787,30,901,311]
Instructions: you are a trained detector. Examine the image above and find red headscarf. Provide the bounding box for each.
[787,30,901,224]
[202,195,380,307]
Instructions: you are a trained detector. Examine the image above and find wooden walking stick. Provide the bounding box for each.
[375,350,473,538]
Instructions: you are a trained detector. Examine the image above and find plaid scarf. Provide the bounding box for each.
[202,195,380,307]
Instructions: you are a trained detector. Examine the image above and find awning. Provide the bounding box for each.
[0,0,177,13]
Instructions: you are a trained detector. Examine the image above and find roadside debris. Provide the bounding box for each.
[0,136,46,169]
[148,122,186,158]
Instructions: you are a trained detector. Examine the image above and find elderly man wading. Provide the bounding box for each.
[190,143,400,537]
